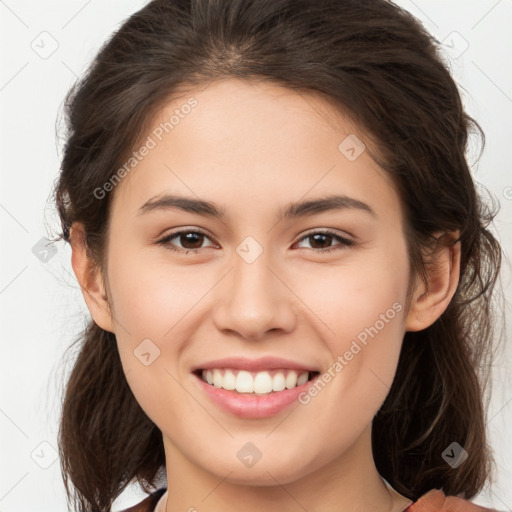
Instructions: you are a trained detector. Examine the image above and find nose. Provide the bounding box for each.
[212,250,297,341]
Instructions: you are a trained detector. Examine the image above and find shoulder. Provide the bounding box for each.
[117,488,167,512]
[118,487,502,512]
[404,489,501,512]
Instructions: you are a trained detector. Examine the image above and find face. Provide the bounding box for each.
[98,78,414,485]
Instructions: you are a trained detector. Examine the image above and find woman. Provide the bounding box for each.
[53,0,503,511]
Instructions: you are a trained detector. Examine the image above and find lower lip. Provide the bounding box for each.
[193,373,317,419]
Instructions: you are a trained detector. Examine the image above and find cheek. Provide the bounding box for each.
[288,274,407,467]
[106,243,203,345]
[104,245,227,424]
[297,249,408,357]
[292,244,409,414]
[328,272,407,364]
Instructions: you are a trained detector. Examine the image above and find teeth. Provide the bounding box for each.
[213,369,223,388]
[272,372,286,392]
[285,371,297,389]
[297,372,309,386]
[201,369,311,395]
[254,372,273,394]
[236,370,254,393]
[223,370,236,390]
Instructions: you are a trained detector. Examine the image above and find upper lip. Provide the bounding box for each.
[192,356,320,373]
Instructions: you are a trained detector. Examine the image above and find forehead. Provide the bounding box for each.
[109,78,401,224]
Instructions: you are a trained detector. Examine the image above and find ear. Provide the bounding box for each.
[69,222,115,333]
[405,231,461,332]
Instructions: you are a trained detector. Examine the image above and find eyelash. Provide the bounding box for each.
[156,228,354,254]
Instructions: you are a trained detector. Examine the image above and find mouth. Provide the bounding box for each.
[192,368,321,396]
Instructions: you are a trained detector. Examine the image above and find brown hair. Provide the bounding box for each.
[51,0,503,510]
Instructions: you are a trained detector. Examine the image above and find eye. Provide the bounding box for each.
[156,228,354,254]
[156,228,217,253]
[294,229,354,253]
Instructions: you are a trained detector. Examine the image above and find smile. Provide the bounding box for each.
[192,365,321,418]
[197,368,320,395]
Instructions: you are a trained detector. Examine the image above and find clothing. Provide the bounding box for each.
[403,489,499,511]
[119,487,500,512]
[119,488,166,512]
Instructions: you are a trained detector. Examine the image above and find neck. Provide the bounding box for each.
[161,424,413,512]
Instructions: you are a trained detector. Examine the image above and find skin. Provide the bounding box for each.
[70,78,461,512]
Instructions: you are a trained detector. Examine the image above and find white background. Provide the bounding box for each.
[0,1,511,511]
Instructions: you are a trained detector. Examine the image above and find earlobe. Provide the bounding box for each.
[69,222,115,333]
[405,232,461,332]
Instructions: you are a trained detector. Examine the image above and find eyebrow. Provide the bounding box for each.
[138,193,377,220]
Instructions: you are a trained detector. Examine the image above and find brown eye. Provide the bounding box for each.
[157,229,215,253]
[156,228,354,255]
[295,230,354,253]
